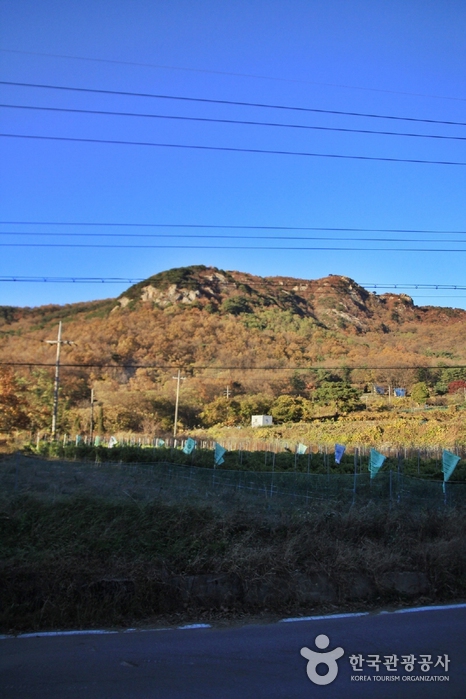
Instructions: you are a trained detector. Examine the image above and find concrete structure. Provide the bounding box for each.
[251,415,273,427]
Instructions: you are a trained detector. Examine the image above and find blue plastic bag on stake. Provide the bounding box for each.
[214,443,227,466]
[183,438,196,455]
[442,450,460,493]
[334,444,346,464]
[368,448,386,479]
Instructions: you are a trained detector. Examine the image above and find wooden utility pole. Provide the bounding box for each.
[90,388,97,443]
[172,369,186,437]
[45,321,75,438]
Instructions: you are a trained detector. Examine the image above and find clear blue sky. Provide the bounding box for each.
[1,0,466,308]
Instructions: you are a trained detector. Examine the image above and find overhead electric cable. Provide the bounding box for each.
[2,80,465,127]
[1,232,465,243]
[2,48,465,102]
[3,222,466,234]
[1,362,465,370]
[0,280,463,298]
[0,278,465,290]
[2,133,466,166]
[360,283,466,290]
[0,276,142,283]
[0,243,465,251]
[2,103,465,142]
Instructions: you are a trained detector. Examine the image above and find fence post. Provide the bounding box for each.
[397,450,401,502]
[14,451,19,491]
[352,447,358,506]
[270,451,275,498]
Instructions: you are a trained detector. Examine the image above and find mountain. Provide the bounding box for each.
[1,266,465,434]
[1,265,465,371]
[118,265,463,332]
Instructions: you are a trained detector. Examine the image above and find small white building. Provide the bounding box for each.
[251,415,273,427]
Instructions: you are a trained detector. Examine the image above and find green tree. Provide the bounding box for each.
[221,296,252,315]
[289,372,307,395]
[414,367,439,387]
[312,381,361,412]
[411,381,429,405]
[271,395,309,422]
[435,367,466,394]
[237,394,272,423]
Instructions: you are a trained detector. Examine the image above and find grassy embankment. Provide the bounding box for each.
[1,453,465,633]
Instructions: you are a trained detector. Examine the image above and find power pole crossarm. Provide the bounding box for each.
[44,321,75,438]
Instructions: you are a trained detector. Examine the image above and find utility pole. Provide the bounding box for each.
[45,321,75,438]
[172,369,186,437]
[90,388,97,443]
[224,385,231,399]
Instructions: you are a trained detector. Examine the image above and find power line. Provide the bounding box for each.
[358,284,466,291]
[2,133,466,167]
[2,80,466,127]
[0,276,143,283]
[1,242,466,251]
[1,232,465,243]
[1,361,465,370]
[3,103,466,142]
[3,48,465,102]
[0,277,465,291]
[3,222,466,234]
[0,279,464,298]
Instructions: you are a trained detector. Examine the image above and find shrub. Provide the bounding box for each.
[411,382,429,405]
[221,296,252,315]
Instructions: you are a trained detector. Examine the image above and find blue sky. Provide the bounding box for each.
[1,0,466,309]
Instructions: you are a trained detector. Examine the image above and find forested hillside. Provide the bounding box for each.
[1,265,465,435]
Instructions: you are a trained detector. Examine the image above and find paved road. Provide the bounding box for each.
[1,606,465,698]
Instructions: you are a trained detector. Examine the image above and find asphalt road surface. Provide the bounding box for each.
[1,605,465,699]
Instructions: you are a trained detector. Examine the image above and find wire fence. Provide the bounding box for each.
[1,454,464,510]
[45,433,466,460]
[29,435,466,483]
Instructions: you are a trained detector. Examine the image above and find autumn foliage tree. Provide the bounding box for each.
[0,369,30,431]
[448,380,466,395]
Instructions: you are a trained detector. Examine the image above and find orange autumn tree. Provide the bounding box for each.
[0,368,30,432]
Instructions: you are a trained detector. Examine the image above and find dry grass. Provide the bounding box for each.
[1,455,465,633]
